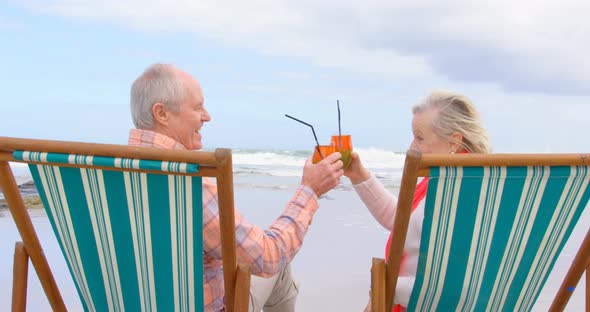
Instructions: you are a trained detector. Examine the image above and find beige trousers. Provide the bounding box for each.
[248,264,299,312]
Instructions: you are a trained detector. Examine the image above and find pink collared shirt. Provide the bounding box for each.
[128,129,319,311]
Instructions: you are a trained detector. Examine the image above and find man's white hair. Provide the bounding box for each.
[130,63,186,129]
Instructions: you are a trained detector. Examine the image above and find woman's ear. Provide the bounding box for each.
[449,132,464,153]
[152,102,169,127]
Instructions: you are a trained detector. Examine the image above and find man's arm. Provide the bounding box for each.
[203,153,343,276]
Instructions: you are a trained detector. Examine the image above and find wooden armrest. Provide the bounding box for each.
[12,242,29,312]
[234,265,251,312]
[371,257,386,312]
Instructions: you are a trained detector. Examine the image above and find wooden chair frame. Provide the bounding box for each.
[371,150,590,312]
[0,136,250,312]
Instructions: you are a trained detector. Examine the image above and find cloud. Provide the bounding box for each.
[0,16,25,30]
[19,0,590,95]
[276,71,311,80]
[361,1,590,95]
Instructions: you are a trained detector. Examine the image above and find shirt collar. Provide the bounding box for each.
[128,129,187,150]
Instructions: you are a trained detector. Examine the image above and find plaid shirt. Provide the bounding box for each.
[128,129,319,311]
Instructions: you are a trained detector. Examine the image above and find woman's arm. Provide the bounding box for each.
[353,173,397,230]
[345,152,398,230]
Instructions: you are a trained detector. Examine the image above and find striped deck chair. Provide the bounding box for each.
[0,136,250,312]
[370,151,590,312]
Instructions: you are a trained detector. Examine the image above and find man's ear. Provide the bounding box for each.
[449,132,464,152]
[152,103,169,126]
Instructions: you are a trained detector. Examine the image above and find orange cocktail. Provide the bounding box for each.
[312,145,336,164]
[331,135,352,169]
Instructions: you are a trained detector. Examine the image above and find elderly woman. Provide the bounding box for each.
[345,90,492,311]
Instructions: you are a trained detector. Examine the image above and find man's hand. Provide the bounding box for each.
[301,152,344,197]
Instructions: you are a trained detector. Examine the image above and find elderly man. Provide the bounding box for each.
[128,63,344,312]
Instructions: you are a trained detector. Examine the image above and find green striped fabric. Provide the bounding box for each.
[408,165,590,312]
[14,151,199,173]
[21,152,204,312]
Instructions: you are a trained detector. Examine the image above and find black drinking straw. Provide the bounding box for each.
[337,100,342,148]
[285,114,324,159]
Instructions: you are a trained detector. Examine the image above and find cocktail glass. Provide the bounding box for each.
[312,145,336,164]
[331,134,352,169]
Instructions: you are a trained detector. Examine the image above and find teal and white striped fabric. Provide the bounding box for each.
[17,151,204,312]
[408,165,590,312]
[14,151,199,173]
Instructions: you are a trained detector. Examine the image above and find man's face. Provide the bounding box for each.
[166,76,211,150]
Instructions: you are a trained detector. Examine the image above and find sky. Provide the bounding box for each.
[1,0,589,153]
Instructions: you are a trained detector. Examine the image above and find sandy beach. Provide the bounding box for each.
[1,174,588,311]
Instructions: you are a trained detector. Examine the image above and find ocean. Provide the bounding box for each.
[230,147,406,188]
[1,147,406,198]
[0,148,587,311]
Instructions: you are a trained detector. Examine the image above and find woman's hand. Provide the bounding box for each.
[344,151,371,185]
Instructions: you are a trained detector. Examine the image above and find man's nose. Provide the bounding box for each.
[202,109,211,122]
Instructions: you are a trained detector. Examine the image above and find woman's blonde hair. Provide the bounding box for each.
[412,90,491,154]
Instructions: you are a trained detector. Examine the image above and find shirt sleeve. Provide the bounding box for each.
[202,179,319,277]
[353,173,398,231]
